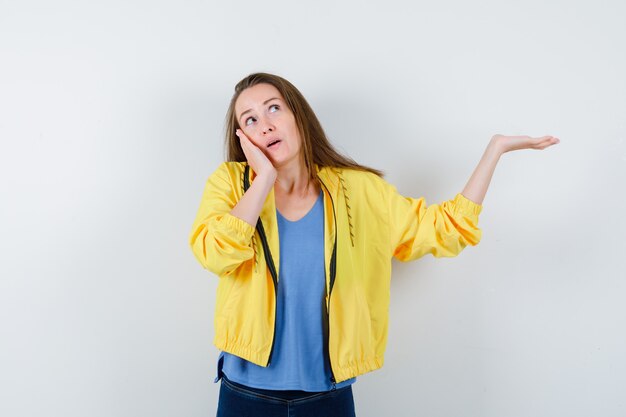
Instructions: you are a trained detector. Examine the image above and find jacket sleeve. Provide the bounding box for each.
[188,163,256,276]
[381,179,483,261]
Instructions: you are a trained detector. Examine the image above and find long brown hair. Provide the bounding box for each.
[224,72,383,180]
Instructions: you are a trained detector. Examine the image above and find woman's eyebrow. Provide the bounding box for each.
[239,97,281,120]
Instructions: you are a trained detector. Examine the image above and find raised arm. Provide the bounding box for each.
[188,130,276,276]
[229,129,277,226]
[461,134,560,205]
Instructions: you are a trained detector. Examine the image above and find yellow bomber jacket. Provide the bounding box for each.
[189,161,482,383]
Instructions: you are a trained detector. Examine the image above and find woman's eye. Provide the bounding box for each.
[245,117,256,126]
[269,104,279,112]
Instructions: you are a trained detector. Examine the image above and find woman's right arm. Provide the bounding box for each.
[228,129,277,226]
[188,130,276,276]
[188,163,255,276]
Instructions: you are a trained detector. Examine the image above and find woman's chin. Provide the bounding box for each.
[271,156,300,170]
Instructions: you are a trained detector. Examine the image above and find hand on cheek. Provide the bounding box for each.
[236,129,277,179]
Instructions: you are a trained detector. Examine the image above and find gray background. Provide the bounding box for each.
[1,0,625,416]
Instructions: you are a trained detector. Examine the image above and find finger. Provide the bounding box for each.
[545,137,560,148]
[537,138,552,149]
[236,129,250,142]
[535,136,560,149]
[236,130,255,160]
[237,130,255,153]
[237,129,257,149]
[235,129,246,143]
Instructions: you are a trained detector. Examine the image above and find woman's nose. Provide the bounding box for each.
[260,117,275,134]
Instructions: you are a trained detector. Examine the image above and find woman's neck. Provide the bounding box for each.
[274,159,314,197]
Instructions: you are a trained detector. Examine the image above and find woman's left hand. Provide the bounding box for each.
[461,134,560,205]
[490,134,560,155]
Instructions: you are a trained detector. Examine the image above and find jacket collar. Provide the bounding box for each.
[243,162,353,247]
[316,164,355,247]
[243,162,339,192]
[315,164,341,196]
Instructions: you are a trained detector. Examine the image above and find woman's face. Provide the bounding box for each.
[234,83,303,169]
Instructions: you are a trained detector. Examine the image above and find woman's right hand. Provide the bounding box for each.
[230,129,277,227]
[236,129,277,182]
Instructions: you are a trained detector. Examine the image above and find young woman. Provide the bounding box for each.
[189,72,559,417]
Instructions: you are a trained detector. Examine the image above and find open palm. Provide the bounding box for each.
[492,134,560,153]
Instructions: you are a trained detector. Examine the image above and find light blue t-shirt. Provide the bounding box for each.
[216,191,356,391]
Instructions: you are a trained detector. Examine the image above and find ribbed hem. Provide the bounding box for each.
[214,337,269,368]
[215,337,386,383]
[333,355,385,383]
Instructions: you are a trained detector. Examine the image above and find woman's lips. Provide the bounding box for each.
[267,140,281,148]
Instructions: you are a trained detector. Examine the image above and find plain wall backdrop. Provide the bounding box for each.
[1,0,625,416]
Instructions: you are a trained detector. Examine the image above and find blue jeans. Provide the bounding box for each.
[216,375,357,417]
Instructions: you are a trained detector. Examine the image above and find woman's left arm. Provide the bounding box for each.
[461,134,560,205]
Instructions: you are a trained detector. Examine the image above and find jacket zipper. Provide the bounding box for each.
[318,176,338,390]
[242,166,279,367]
[257,221,278,366]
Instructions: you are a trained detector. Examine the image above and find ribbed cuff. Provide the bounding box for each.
[454,193,483,216]
[216,213,256,243]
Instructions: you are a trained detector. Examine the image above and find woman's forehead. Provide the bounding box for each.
[235,84,284,114]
